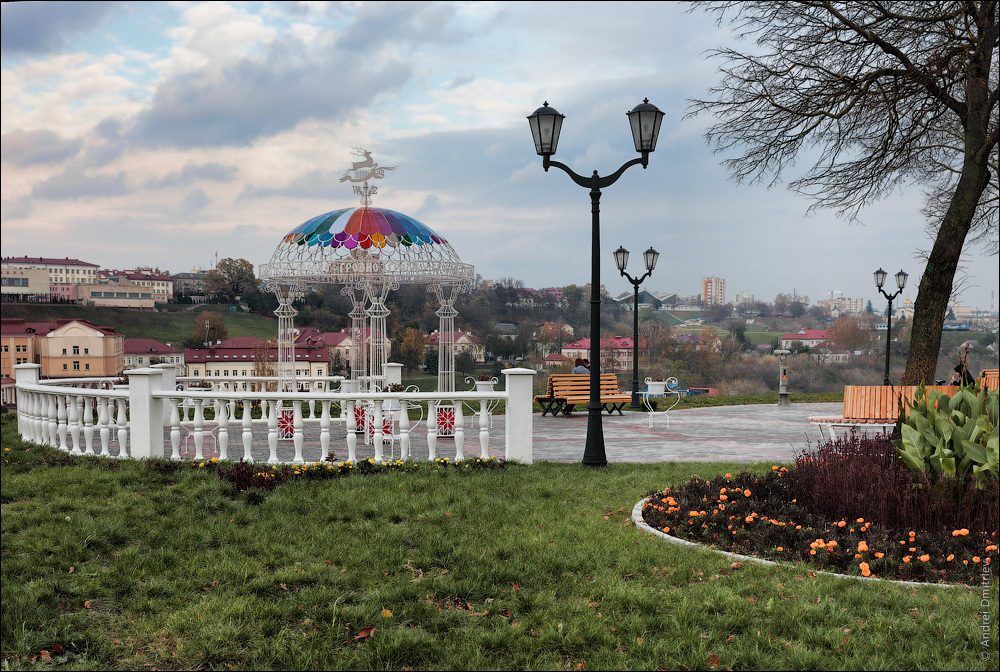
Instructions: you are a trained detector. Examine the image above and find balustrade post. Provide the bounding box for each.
[427,402,438,461]
[169,399,181,460]
[242,401,254,464]
[502,368,536,464]
[126,368,166,459]
[373,399,385,463]
[82,395,95,455]
[69,395,82,455]
[479,400,490,458]
[292,400,305,464]
[454,403,465,461]
[12,364,40,441]
[399,400,410,461]
[267,399,279,465]
[320,401,331,462]
[57,394,69,452]
[218,398,230,461]
[346,399,358,463]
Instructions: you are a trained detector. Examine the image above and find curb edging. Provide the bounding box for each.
[631,496,960,589]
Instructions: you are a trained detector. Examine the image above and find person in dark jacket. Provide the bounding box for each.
[952,362,975,386]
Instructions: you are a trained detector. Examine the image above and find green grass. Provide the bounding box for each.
[1,415,995,670]
[1,304,277,344]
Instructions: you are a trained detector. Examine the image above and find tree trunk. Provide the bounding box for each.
[903,162,991,385]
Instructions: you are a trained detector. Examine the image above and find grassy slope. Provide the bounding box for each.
[1,418,994,671]
[1,304,277,344]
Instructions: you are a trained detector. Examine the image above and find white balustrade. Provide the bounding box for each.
[10,365,536,466]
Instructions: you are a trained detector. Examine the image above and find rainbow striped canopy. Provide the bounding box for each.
[282,207,446,250]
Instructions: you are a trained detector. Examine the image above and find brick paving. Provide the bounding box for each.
[173,402,841,465]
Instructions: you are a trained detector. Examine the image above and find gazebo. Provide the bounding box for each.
[258,150,475,394]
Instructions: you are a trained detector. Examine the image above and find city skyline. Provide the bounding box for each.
[2,2,997,313]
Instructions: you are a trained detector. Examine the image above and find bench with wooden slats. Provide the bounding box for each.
[980,368,999,391]
[808,384,957,439]
[534,373,631,417]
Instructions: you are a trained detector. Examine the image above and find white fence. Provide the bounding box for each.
[12,364,535,465]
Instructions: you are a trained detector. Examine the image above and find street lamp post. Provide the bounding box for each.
[528,99,664,468]
[614,245,659,408]
[874,268,907,386]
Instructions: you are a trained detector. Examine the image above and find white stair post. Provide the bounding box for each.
[502,368,536,464]
[126,367,166,459]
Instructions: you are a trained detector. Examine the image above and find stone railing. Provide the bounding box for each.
[12,364,535,465]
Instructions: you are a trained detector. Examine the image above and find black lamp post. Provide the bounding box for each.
[874,268,907,386]
[614,245,659,408]
[528,98,664,468]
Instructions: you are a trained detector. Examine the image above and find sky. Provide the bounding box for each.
[2,1,997,313]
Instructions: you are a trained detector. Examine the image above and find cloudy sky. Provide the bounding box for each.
[2,1,997,312]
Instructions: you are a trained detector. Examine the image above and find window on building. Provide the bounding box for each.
[85,364,90,370]
[63,364,68,370]
[73,346,80,355]
[84,348,89,355]
[73,361,80,370]
[62,348,67,355]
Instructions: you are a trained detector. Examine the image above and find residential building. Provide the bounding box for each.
[810,342,851,364]
[172,269,209,297]
[702,277,726,306]
[427,330,485,363]
[124,339,185,375]
[816,297,866,317]
[1,318,124,378]
[561,336,639,373]
[780,329,830,350]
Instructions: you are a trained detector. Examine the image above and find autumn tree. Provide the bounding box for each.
[187,312,229,348]
[398,328,428,373]
[828,316,875,352]
[203,258,260,303]
[689,1,998,384]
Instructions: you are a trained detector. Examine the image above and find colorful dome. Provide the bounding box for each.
[283,207,446,249]
[260,205,474,286]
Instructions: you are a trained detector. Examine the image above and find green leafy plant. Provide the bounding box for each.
[893,384,999,487]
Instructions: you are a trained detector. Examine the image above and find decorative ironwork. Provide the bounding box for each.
[259,151,475,395]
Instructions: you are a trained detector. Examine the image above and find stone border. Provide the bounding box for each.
[632,496,960,589]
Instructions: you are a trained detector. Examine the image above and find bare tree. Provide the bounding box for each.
[688,1,998,384]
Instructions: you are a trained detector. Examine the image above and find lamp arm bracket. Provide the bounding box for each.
[544,155,648,190]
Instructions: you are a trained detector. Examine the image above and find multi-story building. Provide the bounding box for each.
[1,256,101,286]
[172,270,209,297]
[816,297,865,317]
[702,277,726,306]
[1,267,50,303]
[99,268,174,303]
[1,317,124,378]
[124,339,186,375]
[185,336,330,391]
[780,329,830,350]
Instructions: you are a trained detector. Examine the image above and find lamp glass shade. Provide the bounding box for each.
[874,268,887,289]
[644,246,659,272]
[627,98,664,153]
[527,102,564,156]
[613,246,629,272]
[895,269,908,290]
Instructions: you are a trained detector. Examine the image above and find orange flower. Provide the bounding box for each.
[776,547,784,552]
[903,556,912,563]
[719,488,727,494]
[909,547,916,552]
[946,554,955,561]
[745,516,754,524]
[985,545,998,552]
[918,555,930,562]
[858,541,869,553]
[854,553,862,559]
[859,562,871,577]
[772,465,780,471]
[973,556,981,563]
[719,495,729,501]
[856,518,865,523]
[952,529,970,537]
[743,489,752,497]
[837,521,847,528]
[810,550,817,555]
[725,473,732,479]
[874,552,884,559]
[662,527,670,533]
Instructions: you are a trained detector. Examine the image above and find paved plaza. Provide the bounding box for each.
[175,402,842,465]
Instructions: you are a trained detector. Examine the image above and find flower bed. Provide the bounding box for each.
[640,433,998,586]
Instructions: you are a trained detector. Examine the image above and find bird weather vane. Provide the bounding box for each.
[339,148,397,206]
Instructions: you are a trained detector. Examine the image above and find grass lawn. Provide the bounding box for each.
[1,414,995,670]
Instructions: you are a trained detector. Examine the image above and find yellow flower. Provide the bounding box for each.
[382,609,393,617]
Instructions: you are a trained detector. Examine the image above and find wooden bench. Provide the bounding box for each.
[534,373,632,417]
[808,384,956,440]
[980,368,999,390]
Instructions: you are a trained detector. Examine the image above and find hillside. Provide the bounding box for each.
[0,304,278,345]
